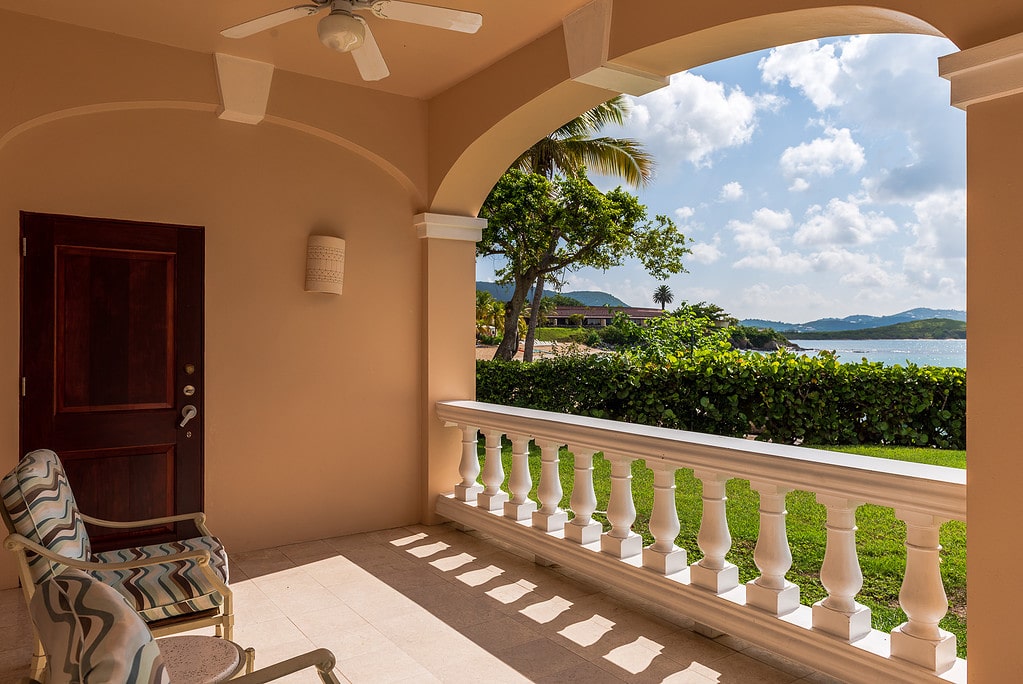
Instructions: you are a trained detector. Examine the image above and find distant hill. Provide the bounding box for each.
[785,318,966,340]
[742,308,966,333]
[476,281,628,307]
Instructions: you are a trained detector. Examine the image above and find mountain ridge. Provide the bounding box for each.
[741,307,966,332]
[476,281,629,307]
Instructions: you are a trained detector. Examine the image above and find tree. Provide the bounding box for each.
[478,170,690,360]
[510,96,655,360]
[653,284,674,310]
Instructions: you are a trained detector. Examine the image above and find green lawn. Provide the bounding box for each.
[478,441,967,658]
[534,327,591,343]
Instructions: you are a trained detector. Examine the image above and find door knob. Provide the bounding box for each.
[179,405,198,427]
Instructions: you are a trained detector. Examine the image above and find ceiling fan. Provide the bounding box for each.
[220,0,483,82]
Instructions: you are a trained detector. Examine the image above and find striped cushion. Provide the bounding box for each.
[0,449,91,583]
[90,536,229,622]
[30,568,169,684]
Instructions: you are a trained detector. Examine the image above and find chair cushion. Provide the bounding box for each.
[89,536,230,622]
[0,449,91,583]
[30,568,170,684]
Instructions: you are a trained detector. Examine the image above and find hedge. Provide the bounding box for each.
[476,350,965,449]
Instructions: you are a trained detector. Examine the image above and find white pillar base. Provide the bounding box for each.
[890,624,957,674]
[745,579,800,616]
[601,532,643,559]
[477,491,508,511]
[643,546,688,575]
[690,561,739,594]
[812,601,872,642]
[504,499,537,521]
[532,509,568,532]
[455,483,483,502]
[565,519,602,544]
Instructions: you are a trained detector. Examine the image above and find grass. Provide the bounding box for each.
[534,327,592,343]
[478,441,968,658]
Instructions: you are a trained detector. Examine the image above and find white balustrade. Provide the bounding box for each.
[566,447,602,544]
[690,470,738,593]
[504,434,537,520]
[476,429,508,511]
[453,424,483,502]
[890,510,957,673]
[601,453,642,559]
[745,482,799,615]
[813,495,871,641]
[436,401,967,683]
[642,461,687,574]
[532,439,568,532]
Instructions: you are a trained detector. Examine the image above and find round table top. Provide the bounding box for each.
[157,635,246,684]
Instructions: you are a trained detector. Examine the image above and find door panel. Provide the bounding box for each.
[20,212,204,551]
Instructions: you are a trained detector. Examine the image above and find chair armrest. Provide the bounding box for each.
[3,533,213,573]
[79,511,212,536]
[232,649,340,684]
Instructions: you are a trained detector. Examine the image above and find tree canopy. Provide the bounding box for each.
[478,169,690,360]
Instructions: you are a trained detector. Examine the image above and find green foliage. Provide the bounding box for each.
[545,293,585,307]
[535,327,591,344]
[729,325,791,350]
[476,349,966,449]
[785,318,966,340]
[567,313,585,327]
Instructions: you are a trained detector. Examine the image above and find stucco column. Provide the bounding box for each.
[941,35,1023,681]
[416,213,485,524]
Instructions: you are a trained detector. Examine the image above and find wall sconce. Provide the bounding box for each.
[305,235,346,295]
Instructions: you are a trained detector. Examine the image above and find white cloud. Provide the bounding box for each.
[809,248,903,289]
[758,38,854,110]
[690,236,723,265]
[624,72,780,168]
[789,178,810,192]
[733,246,811,273]
[780,127,865,179]
[729,208,793,253]
[720,182,744,201]
[674,206,696,220]
[737,283,834,321]
[902,189,966,289]
[794,198,898,247]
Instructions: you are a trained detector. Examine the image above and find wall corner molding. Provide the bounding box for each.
[414,213,486,241]
[563,0,667,96]
[940,32,1023,110]
[214,53,275,124]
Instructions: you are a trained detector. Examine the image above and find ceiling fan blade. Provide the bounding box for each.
[221,5,324,39]
[368,1,483,34]
[351,19,390,81]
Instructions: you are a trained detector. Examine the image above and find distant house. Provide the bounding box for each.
[549,306,665,328]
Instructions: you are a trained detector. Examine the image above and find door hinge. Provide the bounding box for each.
[21,237,26,257]
[20,377,26,397]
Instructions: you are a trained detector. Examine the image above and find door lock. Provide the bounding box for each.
[179,404,198,428]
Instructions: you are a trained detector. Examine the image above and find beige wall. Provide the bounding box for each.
[0,108,425,587]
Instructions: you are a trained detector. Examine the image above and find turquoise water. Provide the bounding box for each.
[791,339,966,368]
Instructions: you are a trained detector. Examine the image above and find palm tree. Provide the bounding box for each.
[506,96,655,361]
[653,284,674,310]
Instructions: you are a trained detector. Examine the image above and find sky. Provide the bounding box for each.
[474,34,966,324]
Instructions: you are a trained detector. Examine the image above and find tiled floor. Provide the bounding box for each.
[0,524,841,683]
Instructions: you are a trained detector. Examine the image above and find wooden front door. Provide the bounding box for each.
[20,212,204,550]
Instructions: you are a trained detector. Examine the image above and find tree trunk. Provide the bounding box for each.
[493,275,533,361]
[523,275,546,362]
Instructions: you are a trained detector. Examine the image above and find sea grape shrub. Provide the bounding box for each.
[475,350,965,449]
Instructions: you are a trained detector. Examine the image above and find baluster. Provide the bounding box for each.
[812,495,871,641]
[890,510,957,673]
[503,434,537,521]
[745,482,799,615]
[531,440,568,532]
[642,462,687,574]
[565,447,602,544]
[601,453,642,559]
[453,425,483,502]
[476,429,508,511]
[690,470,739,593]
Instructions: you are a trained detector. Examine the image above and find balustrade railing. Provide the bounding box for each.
[435,400,966,684]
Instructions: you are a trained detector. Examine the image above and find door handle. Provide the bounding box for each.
[179,405,198,428]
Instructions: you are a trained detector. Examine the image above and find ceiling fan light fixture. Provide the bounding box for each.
[317,10,365,52]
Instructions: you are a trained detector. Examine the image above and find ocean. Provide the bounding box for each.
[789,339,966,368]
